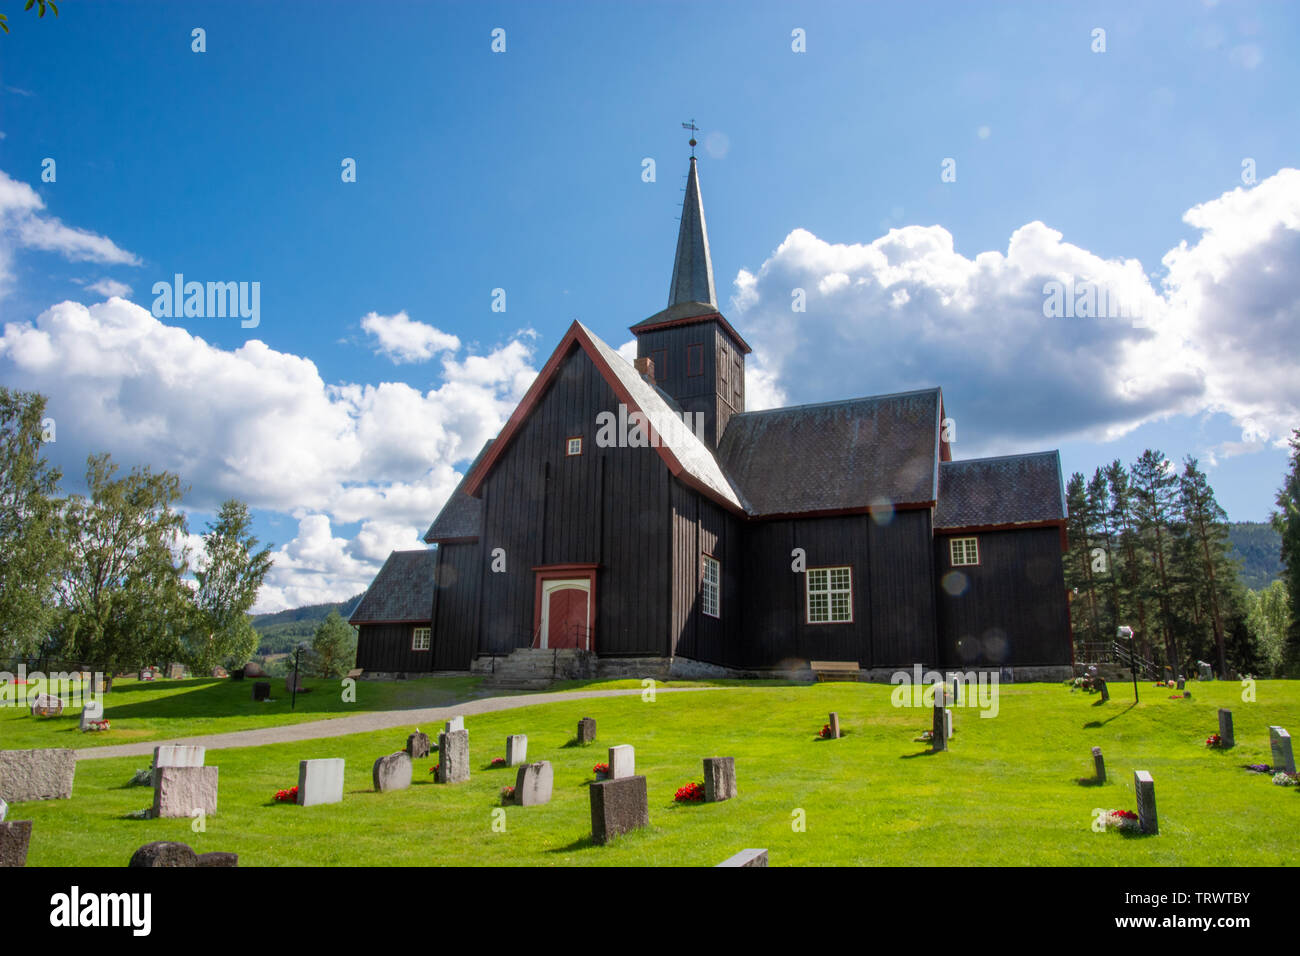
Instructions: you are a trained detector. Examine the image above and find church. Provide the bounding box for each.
[350,154,1072,682]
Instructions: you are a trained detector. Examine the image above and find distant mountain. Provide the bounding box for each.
[1227,522,1283,591]
[251,593,364,656]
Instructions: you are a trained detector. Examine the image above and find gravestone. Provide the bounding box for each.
[514,761,554,807]
[0,821,34,867]
[80,697,105,731]
[444,716,464,734]
[152,745,206,787]
[703,757,737,802]
[29,694,64,717]
[1176,677,1185,690]
[1270,726,1295,774]
[506,734,528,766]
[1098,678,1110,702]
[931,699,948,752]
[152,766,218,819]
[286,671,305,693]
[437,729,470,784]
[167,663,185,680]
[828,712,841,739]
[1134,770,1158,835]
[90,674,108,694]
[297,758,345,806]
[372,752,412,792]
[0,749,76,802]
[1092,746,1106,783]
[0,798,6,822]
[210,666,228,679]
[1198,661,1213,681]
[196,851,239,867]
[129,841,198,868]
[589,775,649,845]
[243,661,267,678]
[608,744,635,780]
[945,708,954,738]
[406,732,431,759]
[1218,709,1235,748]
[716,848,768,867]
[252,681,271,702]
[577,717,597,744]
[139,668,156,682]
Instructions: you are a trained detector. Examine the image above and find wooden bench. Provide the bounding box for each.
[810,661,861,682]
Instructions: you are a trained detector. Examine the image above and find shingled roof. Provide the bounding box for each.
[716,388,942,517]
[348,549,437,625]
[933,451,1067,530]
[423,439,493,543]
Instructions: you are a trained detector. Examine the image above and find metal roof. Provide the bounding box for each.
[348,549,437,624]
[423,440,492,542]
[667,157,717,308]
[933,451,1067,530]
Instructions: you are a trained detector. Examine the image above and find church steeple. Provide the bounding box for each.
[667,157,717,308]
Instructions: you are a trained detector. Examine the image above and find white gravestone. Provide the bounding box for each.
[297,758,345,806]
[608,744,635,780]
[152,745,206,787]
[1270,727,1295,774]
[506,735,528,766]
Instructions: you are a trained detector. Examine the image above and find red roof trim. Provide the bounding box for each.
[350,617,431,626]
[749,500,934,522]
[630,313,753,355]
[935,519,1067,534]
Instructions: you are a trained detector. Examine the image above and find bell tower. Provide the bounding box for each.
[631,151,750,448]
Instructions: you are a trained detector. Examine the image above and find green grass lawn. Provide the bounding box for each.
[10,678,1300,866]
[0,675,487,750]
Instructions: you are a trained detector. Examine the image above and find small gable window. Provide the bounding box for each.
[702,555,720,618]
[807,566,853,623]
[950,537,979,566]
[412,627,431,651]
[686,343,704,377]
[566,437,583,456]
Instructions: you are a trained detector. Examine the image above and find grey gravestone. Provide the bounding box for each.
[29,694,64,717]
[0,821,32,867]
[0,749,76,802]
[1177,677,1185,690]
[1098,678,1109,702]
[152,744,206,787]
[252,681,271,701]
[406,732,431,759]
[506,734,528,766]
[828,712,840,739]
[945,708,954,738]
[931,699,948,752]
[138,668,156,681]
[1134,770,1158,835]
[243,661,267,678]
[444,716,464,734]
[608,744,635,780]
[437,729,470,784]
[1092,746,1106,783]
[129,841,198,868]
[589,775,649,845]
[1218,709,1235,748]
[372,752,412,792]
[716,848,768,867]
[152,766,218,819]
[514,761,554,807]
[210,667,228,679]
[0,798,6,822]
[286,671,305,693]
[297,758,345,807]
[1270,726,1295,774]
[577,717,597,744]
[196,851,238,867]
[80,697,105,731]
[1198,661,1213,681]
[703,757,737,802]
[167,663,185,680]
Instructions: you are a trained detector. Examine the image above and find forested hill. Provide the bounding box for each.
[251,593,363,656]
[1228,522,1283,590]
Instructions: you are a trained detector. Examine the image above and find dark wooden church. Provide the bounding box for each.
[350,156,1072,681]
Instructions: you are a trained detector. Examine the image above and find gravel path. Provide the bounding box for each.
[74,686,732,760]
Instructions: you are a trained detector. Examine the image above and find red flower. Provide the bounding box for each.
[674,781,706,803]
[429,764,440,774]
[491,757,506,767]
[819,724,833,738]
[274,785,299,803]
[593,762,609,775]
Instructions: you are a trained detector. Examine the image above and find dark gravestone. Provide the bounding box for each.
[577,717,597,744]
[0,821,33,867]
[129,841,199,868]
[828,712,841,739]
[252,681,271,702]
[1098,678,1109,702]
[231,668,246,681]
[196,851,239,867]
[1218,709,1235,748]
[931,698,948,752]
[1134,770,1158,835]
[1177,677,1185,691]
[703,757,737,802]
[406,732,431,759]
[589,775,649,845]
[1092,746,1106,783]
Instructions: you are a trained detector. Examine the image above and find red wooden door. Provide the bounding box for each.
[546,587,589,649]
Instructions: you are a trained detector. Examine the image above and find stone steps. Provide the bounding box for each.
[481,648,596,688]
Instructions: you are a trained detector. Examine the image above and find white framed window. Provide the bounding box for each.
[807,566,852,624]
[701,555,720,619]
[566,436,583,456]
[412,627,431,651]
[950,537,979,566]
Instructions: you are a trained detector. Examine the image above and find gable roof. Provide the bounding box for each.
[422,439,493,543]
[716,388,942,517]
[462,321,745,513]
[348,549,437,625]
[933,451,1067,531]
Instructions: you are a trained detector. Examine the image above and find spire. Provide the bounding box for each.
[667,156,717,308]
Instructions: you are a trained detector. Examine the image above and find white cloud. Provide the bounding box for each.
[361,310,461,364]
[86,278,132,299]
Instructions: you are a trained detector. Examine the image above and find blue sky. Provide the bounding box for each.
[1,0,1297,609]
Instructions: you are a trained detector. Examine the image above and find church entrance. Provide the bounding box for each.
[532,564,597,651]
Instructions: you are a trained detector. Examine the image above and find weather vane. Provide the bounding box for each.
[682,119,699,157]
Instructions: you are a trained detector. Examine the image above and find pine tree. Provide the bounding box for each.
[1131,450,1180,674]
[1178,457,1232,675]
[1106,460,1152,667]
[1272,429,1300,676]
